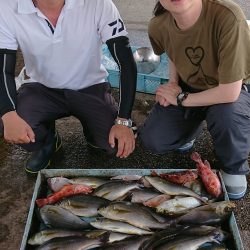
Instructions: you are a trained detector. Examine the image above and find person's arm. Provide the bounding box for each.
[182,80,242,107]
[106,36,137,119]
[106,36,137,158]
[156,57,243,107]
[0,49,35,143]
[0,49,17,116]
[156,58,181,107]
[96,0,137,157]
[156,78,242,107]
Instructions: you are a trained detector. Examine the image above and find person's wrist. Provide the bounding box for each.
[176,92,189,107]
[114,117,133,128]
[2,110,17,122]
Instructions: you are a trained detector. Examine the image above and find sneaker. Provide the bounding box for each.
[25,131,62,174]
[220,170,247,200]
[178,139,195,152]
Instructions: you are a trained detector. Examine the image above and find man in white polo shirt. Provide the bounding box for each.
[0,0,137,173]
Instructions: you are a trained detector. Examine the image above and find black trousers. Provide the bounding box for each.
[0,82,118,154]
[140,87,250,175]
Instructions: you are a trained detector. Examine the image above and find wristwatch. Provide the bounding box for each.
[115,118,133,128]
[177,92,189,107]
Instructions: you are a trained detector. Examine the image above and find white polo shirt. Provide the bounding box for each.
[0,0,128,90]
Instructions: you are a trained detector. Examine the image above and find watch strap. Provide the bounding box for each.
[177,92,189,107]
[114,118,133,128]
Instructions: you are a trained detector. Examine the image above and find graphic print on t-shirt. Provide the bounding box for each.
[185,46,217,86]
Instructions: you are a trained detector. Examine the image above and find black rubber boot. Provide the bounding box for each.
[25,131,62,174]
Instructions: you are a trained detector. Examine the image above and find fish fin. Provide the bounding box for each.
[99,231,110,244]
[204,160,211,169]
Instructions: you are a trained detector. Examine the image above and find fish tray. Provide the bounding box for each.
[20,169,244,250]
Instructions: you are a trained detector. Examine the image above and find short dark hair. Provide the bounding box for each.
[153,2,167,16]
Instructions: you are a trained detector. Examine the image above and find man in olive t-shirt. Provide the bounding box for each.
[140,0,250,200]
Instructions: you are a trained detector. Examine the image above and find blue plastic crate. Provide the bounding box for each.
[102,45,169,94]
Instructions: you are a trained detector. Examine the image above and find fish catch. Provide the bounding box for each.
[40,205,90,230]
[152,170,198,185]
[191,152,222,198]
[47,176,109,192]
[57,194,110,217]
[98,201,171,230]
[144,176,207,202]
[27,164,236,250]
[36,184,93,207]
[90,218,153,235]
[36,234,109,250]
[28,229,86,245]
[93,181,141,201]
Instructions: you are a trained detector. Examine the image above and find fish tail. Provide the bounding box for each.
[36,198,48,208]
[151,170,158,176]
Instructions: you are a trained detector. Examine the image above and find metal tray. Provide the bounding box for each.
[20,169,244,250]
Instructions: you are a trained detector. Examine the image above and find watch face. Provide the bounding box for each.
[125,119,133,127]
[178,93,185,100]
[177,92,189,106]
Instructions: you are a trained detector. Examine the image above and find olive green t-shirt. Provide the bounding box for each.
[148,0,250,90]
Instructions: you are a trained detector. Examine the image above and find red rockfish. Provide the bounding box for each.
[36,184,93,208]
[191,152,222,198]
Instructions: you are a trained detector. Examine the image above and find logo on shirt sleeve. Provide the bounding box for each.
[108,18,125,36]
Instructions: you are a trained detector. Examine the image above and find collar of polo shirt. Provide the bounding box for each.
[17,0,85,14]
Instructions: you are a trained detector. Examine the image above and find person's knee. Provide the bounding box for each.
[140,128,166,154]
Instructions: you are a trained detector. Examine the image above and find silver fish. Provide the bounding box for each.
[176,210,222,226]
[156,197,202,215]
[197,242,227,250]
[28,229,86,245]
[110,175,142,181]
[57,195,110,217]
[156,234,219,250]
[36,234,108,250]
[90,218,153,235]
[144,176,207,202]
[183,226,229,243]
[194,201,236,216]
[40,205,89,230]
[85,230,132,243]
[98,201,170,230]
[93,181,141,201]
[176,201,235,225]
[130,189,162,203]
[140,226,188,250]
[102,235,151,250]
[47,176,109,192]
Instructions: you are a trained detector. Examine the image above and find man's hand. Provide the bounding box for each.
[156,81,182,106]
[155,95,170,107]
[109,124,135,158]
[2,111,35,144]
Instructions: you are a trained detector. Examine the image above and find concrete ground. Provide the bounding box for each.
[0,1,250,250]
